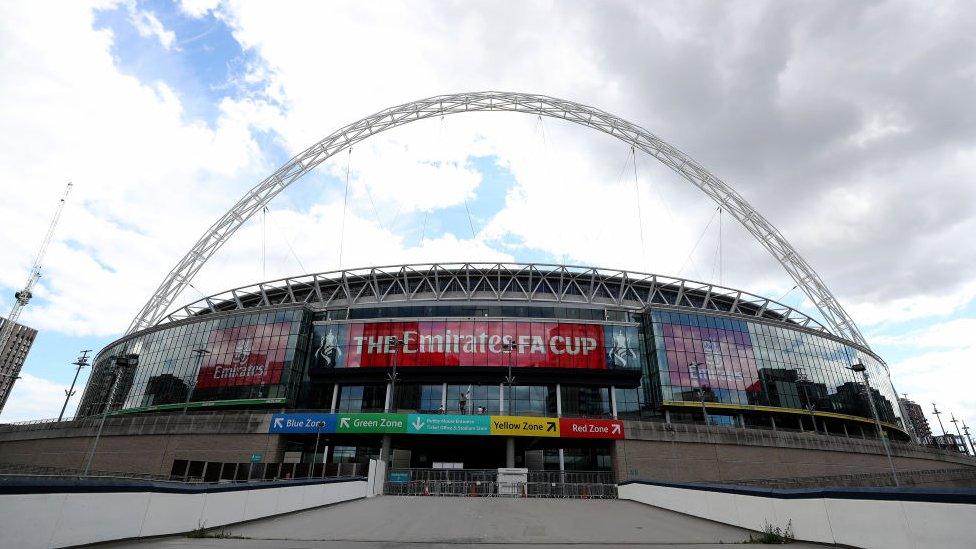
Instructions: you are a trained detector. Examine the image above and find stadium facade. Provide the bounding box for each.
[73,263,908,473]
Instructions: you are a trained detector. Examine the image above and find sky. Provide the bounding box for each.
[0,0,974,438]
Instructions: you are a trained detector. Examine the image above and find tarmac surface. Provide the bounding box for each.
[101,496,830,548]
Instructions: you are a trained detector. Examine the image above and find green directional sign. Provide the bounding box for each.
[407,414,491,435]
[335,413,407,434]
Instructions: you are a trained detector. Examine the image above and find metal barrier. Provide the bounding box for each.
[384,468,617,498]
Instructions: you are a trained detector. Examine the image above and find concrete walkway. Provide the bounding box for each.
[103,496,829,548]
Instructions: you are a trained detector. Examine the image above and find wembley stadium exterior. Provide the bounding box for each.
[73,263,908,473]
[8,92,971,487]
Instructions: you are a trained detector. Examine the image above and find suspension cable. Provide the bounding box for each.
[711,207,724,285]
[463,200,477,239]
[338,148,352,269]
[266,207,308,274]
[777,284,799,302]
[677,206,721,278]
[632,146,647,269]
[419,210,429,247]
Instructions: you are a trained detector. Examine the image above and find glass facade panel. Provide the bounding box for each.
[446,384,500,414]
[508,384,557,416]
[336,384,386,412]
[77,308,306,417]
[560,386,612,418]
[77,299,901,434]
[648,311,901,424]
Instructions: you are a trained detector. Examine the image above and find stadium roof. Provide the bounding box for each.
[161,262,831,335]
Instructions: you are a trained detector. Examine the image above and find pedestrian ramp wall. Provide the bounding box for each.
[619,480,976,549]
[0,476,369,548]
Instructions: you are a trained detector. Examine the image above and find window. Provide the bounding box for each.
[447,384,500,414]
[336,384,386,412]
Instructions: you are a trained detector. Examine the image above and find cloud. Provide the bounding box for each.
[179,0,221,19]
[127,4,176,50]
[0,1,271,337]
[877,318,976,436]
[2,1,976,424]
[0,373,75,423]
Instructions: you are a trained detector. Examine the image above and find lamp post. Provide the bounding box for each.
[950,414,967,455]
[183,349,210,415]
[801,385,817,434]
[58,350,91,422]
[83,356,123,476]
[380,337,404,465]
[688,361,709,427]
[848,362,899,487]
[963,422,975,457]
[310,420,325,478]
[501,340,516,414]
[932,403,948,449]
[385,337,404,413]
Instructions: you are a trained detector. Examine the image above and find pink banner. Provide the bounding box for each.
[194,322,289,389]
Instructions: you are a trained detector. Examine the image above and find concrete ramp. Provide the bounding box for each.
[107,496,827,547]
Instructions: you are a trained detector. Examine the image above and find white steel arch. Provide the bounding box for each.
[127,91,867,347]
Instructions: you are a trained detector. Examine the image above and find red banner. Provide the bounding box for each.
[194,322,290,389]
[345,321,608,369]
[559,418,625,439]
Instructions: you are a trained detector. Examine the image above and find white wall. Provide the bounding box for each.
[2,479,368,549]
[619,482,976,549]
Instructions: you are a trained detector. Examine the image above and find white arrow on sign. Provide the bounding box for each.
[412,417,425,430]
[273,418,284,428]
[611,424,621,434]
[340,417,350,428]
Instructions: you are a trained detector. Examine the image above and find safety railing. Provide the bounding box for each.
[384,479,616,498]
[384,468,616,498]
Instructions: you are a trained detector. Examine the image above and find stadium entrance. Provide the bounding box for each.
[288,433,614,471]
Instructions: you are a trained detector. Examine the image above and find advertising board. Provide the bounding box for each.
[311,320,641,371]
[661,323,758,391]
[195,321,291,389]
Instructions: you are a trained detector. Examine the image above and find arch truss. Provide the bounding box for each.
[127,92,867,348]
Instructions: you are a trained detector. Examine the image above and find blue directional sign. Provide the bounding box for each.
[406,414,491,435]
[269,413,337,434]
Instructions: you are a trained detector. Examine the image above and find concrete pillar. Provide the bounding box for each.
[798,416,804,432]
[664,409,672,424]
[384,383,392,412]
[610,386,618,419]
[555,383,562,417]
[558,448,565,471]
[499,383,505,414]
[738,414,746,429]
[380,435,391,463]
[506,437,515,467]
[330,384,339,413]
[441,383,447,412]
[770,416,777,430]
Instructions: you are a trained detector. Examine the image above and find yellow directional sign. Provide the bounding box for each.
[489,415,560,437]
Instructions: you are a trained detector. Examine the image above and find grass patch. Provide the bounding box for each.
[743,519,795,544]
[186,520,246,539]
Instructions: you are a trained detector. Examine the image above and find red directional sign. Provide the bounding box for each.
[559,418,625,439]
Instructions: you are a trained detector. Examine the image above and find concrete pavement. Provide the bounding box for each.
[101,496,830,547]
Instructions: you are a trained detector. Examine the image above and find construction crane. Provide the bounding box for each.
[0,183,73,374]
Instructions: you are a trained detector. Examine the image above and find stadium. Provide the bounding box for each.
[2,92,973,491]
[73,262,908,477]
